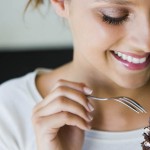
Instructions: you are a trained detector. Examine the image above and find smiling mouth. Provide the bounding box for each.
[111,51,150,70]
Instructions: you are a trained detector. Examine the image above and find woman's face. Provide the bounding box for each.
[66,0,150,89]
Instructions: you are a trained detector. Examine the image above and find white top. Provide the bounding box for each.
[0,69,144,150]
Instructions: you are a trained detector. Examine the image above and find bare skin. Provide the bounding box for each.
[33,67,94,150]
[31,0,150,150]
[32,63,150,150]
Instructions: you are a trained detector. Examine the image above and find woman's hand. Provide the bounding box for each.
[32,79,94,150]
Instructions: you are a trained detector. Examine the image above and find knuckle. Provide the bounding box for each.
[74,82,86,90]
[56,86,66,94]
[57,96,66,105]
[79,93,86,99]
[56,79,65,86]
[78,94,88,103]
[32,115,42,127]
[78,82,86,88]
[61,112,71,120]
[52,79,65,91]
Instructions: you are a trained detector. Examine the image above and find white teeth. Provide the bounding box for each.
[140,57,147,63]
[118,52,122,57]
[122,54,127,60]
[114,51,147,64]
[132,58,140,64]
[127,56,132,62]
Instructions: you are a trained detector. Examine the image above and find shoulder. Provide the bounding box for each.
[0,68,51,149]
[0,71,36,101]
[0,68,51,105]
[0,70,40,120]
[0,71,38,149]
[0,68,52,114]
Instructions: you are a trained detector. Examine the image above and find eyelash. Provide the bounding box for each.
[102,14,129,25]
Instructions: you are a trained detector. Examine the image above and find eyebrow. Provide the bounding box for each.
[95,0,134,5]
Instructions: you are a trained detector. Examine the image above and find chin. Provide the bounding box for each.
[118,79,148,89]
[113,71,150,89]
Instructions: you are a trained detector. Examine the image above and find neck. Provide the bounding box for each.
[63,61,150,131]
[67,59,149,99]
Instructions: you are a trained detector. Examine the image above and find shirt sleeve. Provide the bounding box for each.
[0,79,36,150]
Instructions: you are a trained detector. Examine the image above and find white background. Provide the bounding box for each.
[0,0,72,50]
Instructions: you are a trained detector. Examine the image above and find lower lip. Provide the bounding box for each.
[111,52,150,70]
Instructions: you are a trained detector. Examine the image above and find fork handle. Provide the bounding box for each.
[87,95,108,101]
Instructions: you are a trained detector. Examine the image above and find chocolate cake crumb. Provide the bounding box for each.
[142,118,150,150]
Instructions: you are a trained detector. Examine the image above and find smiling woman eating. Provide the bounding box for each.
[0,0,150,150]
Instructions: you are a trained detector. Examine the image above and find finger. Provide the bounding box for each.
[35,96,93,122]
[34,86,94,113]
[51,79,92,95]
[33,87,94,115]
[34,79,94,113]
[33,112,91,132]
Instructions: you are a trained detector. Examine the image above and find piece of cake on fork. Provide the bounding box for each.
[142,118,150,150]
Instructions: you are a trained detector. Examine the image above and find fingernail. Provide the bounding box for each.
[87,114,93,121]
[83,87,93,95]
[88,102,94,112]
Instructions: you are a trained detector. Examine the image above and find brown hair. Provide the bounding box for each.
[25,0,45,12]
[27,0,44,8]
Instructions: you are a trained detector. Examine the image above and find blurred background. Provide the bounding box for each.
[0,0,72,49]
[0,0,73,83]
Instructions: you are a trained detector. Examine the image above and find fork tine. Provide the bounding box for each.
[119,97,147,113]
[87,95,146,113]
[122,97,147,113]
[117,98,142,113]
[114,99,140,113]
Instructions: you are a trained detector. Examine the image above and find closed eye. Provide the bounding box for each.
[102,14,129,25]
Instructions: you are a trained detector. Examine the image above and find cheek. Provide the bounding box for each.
[90,23,125,51]
[72,16,125,53]
[69,8,126,68]
[79,24,126,70]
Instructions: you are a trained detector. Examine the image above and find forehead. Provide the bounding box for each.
[94,0,149,5]
[95,0,133,4]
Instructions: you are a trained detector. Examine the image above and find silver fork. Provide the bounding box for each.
[87,95,147,114]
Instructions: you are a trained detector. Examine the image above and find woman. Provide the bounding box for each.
[0,0,150,149]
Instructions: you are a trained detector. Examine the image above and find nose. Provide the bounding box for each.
[127,14,150,52]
